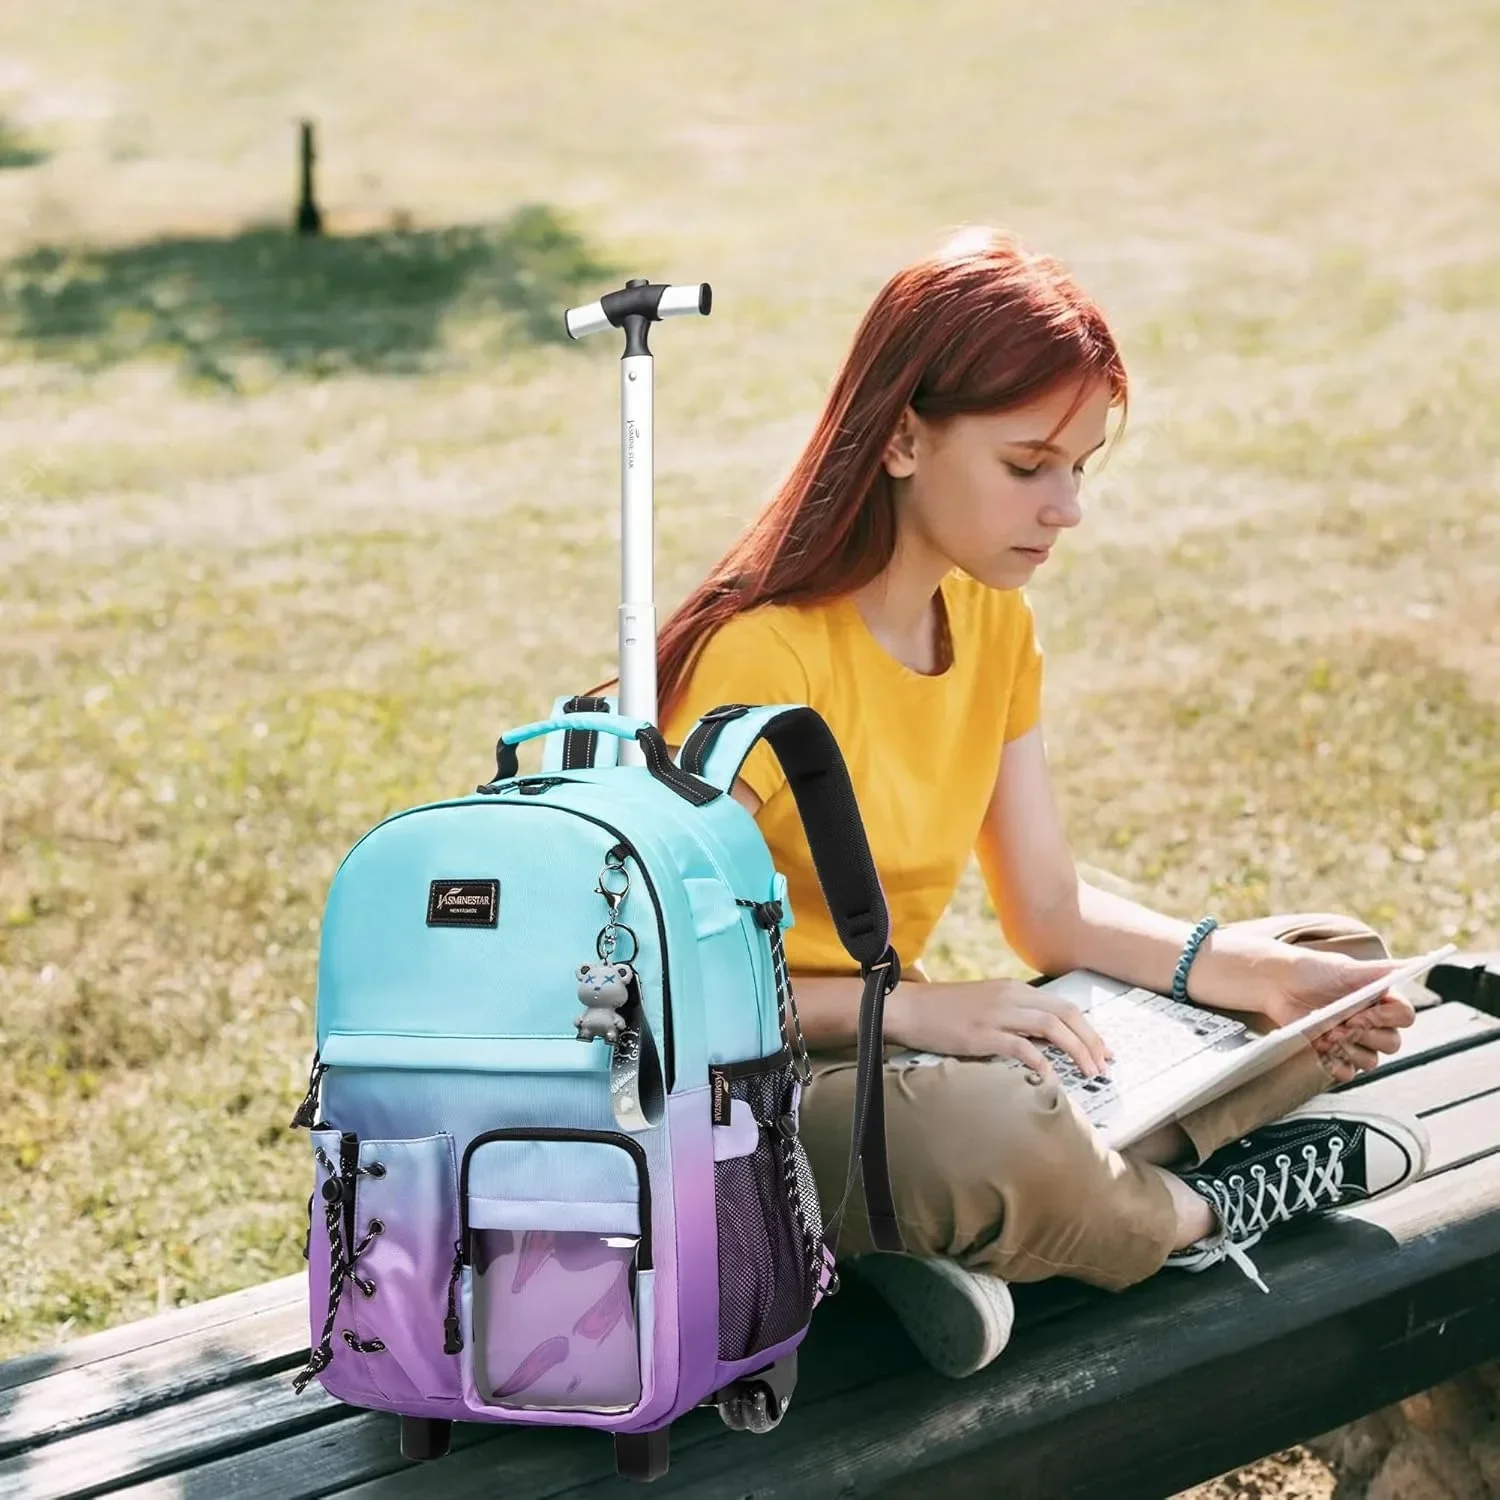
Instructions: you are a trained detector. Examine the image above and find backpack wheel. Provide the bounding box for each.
[718,1386,785,1434]
[712,1349,798,1434]
[399,1415,453,1461]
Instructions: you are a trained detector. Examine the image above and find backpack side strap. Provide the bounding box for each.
[681,702,904,1253]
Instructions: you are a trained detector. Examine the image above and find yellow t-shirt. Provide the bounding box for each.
[660,571,1043,975]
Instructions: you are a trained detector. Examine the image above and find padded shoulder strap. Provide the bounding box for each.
[680,702,904,1253]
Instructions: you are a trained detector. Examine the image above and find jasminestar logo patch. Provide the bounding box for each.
[426,879,500,927]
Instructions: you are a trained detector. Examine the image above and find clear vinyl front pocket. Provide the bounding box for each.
[460,1129,651,1414]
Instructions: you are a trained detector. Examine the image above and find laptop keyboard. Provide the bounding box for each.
[1032,987,1249,1121]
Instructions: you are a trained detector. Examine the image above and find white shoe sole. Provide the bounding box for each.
[850,1254,1015,1379]
[1278,1094,1431,1194]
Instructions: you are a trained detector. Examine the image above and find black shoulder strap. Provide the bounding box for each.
[699,705,904,1254]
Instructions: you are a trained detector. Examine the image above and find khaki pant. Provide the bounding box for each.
[799,913,1389,1292]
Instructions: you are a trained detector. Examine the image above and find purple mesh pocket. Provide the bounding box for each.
[713,1054,820,1363]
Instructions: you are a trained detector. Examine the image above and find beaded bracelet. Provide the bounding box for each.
[1171,915,1219,1003]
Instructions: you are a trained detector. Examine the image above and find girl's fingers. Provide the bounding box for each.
[1363,996,1417,1030]
[1017,1010,1101,1079]
[1033,996,1112,1073]
[1323,1045,1358,1084]
[1351,1026,1403,1056]
[994,1034,1054,1079]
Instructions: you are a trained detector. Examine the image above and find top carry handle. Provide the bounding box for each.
[564,279,712,767]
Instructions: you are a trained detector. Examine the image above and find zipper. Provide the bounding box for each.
[337,1131,360,1257]
[487,776,578,797]
[289,1051,328,1130]
[458,1127,652,1270]
[339,798,676,1089]
[443,1238,464,1355]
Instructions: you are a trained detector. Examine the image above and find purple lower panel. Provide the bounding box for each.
[631,1085,720,1430]
[709,1326,809,1397]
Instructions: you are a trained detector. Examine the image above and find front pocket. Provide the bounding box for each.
[300,1129,464,1407]
[712,1051,821,1362]
[460,1129,650,1414]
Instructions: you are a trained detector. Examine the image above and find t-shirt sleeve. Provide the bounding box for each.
[1003,592,1045,742]
[659,612,811,804]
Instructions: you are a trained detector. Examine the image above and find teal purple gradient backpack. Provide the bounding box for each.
[288,279,903,1482]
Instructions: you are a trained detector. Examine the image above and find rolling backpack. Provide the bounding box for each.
[288,277,904,1482]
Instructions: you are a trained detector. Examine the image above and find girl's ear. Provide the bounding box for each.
[881,406,920,479]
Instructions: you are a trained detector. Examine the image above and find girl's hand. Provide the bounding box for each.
[1256,950,1417,1084]
[886,979,1113,1079]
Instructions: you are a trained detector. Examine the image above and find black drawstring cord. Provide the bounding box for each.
[292,1150,387,1392]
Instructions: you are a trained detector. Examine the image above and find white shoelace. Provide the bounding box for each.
[1207,1139,1347,1235]
[1181,1137,1348,1294]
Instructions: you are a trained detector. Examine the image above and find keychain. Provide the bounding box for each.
[577,845,661,1132]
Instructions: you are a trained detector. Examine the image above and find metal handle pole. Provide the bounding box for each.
[563,279,711,769]
[618,353,656,762]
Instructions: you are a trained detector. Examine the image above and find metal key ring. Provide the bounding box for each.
[597,866,630,910]
[596,923,638,964]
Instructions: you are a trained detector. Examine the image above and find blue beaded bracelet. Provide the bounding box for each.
[1171,916,1220,1003]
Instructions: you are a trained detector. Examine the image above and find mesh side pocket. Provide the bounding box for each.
[714,1056,818,1363]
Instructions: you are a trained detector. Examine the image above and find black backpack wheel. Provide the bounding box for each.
[712,1351,797,1435]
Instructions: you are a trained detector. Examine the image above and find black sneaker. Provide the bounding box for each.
[1163,1096,1430,1291]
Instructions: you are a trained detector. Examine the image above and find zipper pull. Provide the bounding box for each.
[477,775,573,797]
[289,1052,327,1130]
[443,1239,465,1354]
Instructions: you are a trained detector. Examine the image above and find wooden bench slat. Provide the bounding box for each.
[1343,1031,1500,1140]
[1412,1089,1500,1179]
[1399,998,1500,1052]
[0,1278,304,1397]
[111,1414,392,1500]
[0,1293,308,1461]
[0,1358,349,1500]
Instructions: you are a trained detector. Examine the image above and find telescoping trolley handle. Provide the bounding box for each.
[564,279,712,766]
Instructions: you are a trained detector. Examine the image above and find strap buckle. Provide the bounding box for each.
[861,946,901,993]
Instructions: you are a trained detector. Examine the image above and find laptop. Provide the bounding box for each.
[899,945,1454,1150]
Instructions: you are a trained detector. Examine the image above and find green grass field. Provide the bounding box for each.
[1,0,1496,1382]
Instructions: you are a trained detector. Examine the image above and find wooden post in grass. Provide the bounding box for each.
[295,119,322,236]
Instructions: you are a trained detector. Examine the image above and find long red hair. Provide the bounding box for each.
[650,227,1128,722]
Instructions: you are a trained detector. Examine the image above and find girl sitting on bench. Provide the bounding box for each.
[659,226,1429,1378]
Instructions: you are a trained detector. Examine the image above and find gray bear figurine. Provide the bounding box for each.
[575,961,634,1043]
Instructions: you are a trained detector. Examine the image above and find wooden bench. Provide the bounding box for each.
[5,979,1500,1500]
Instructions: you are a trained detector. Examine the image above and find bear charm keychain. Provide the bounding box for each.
[578,845,661,1132]
[577,847,635,1043]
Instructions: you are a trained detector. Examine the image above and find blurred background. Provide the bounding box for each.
[1,2,1496,1490]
